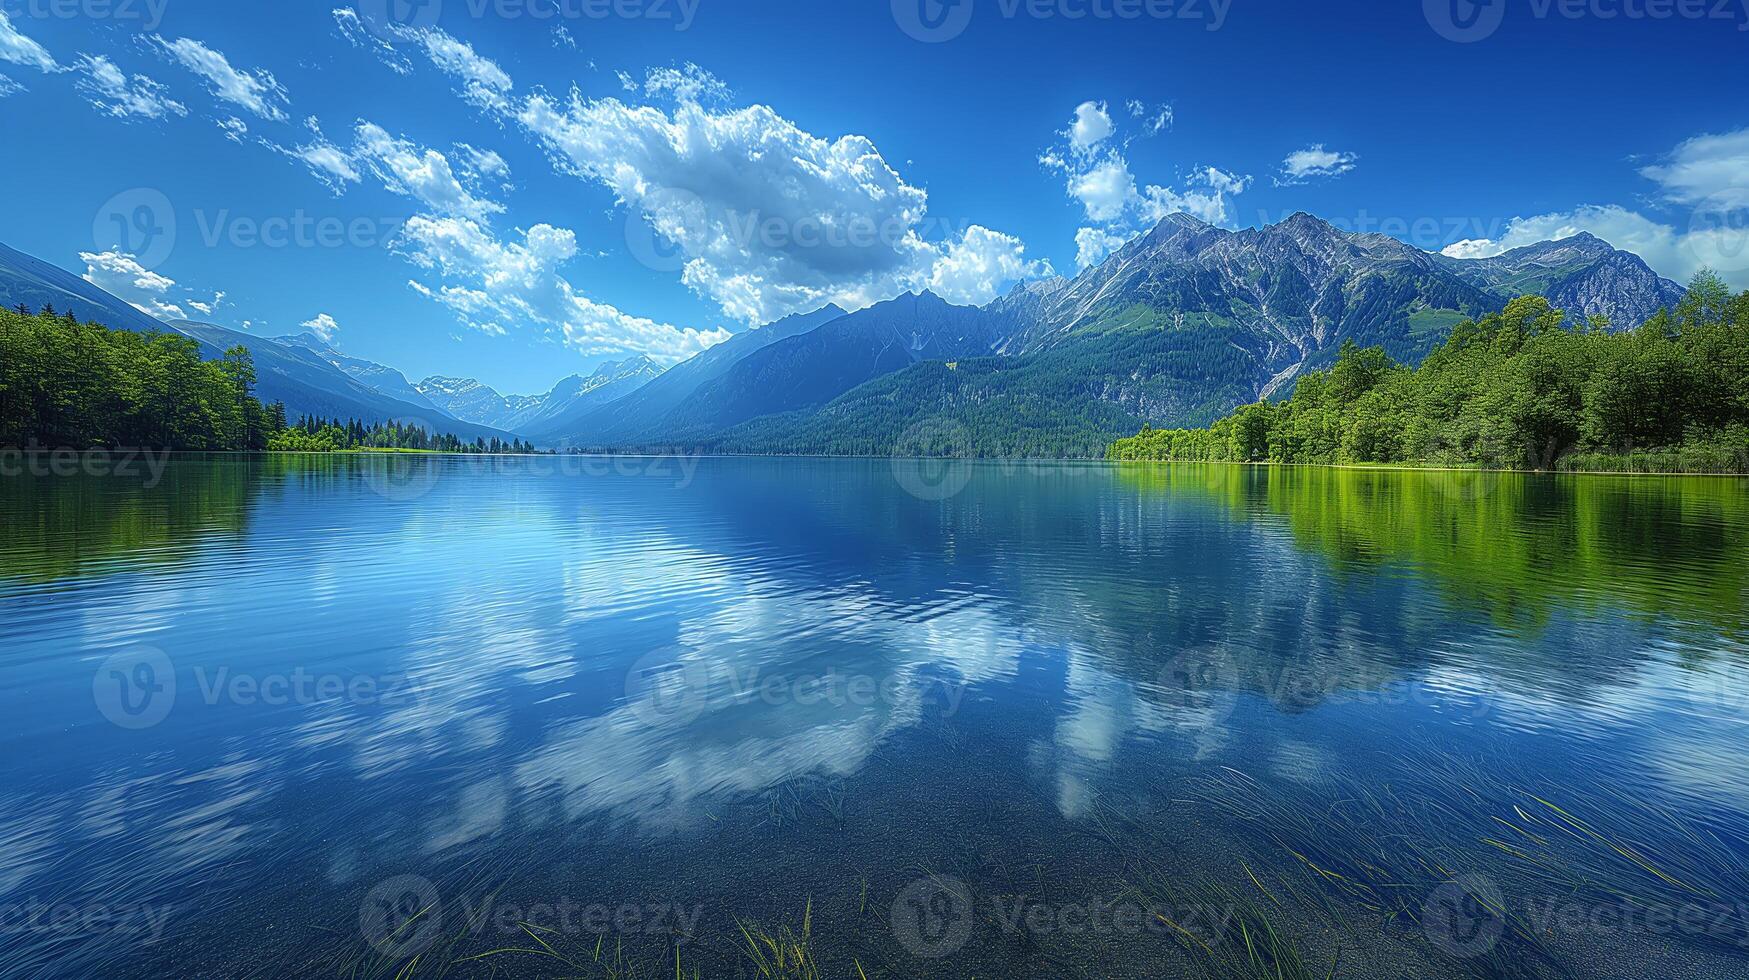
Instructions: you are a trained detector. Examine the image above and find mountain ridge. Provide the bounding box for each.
[621,213,1687,456]
[1,214,1687,457]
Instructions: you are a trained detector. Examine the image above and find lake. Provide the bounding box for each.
[3,455,1748,978]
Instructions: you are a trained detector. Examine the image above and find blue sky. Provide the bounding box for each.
[1,0,1746,393]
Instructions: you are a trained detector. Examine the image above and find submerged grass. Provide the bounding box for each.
[738,899,829,980]
[1120,753,1749,977]
[297,749,1748,980]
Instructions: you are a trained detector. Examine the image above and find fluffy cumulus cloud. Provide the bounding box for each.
[1139,168,1252,225]
[80,250,186,320]
[74,55,187,121]
[927,226,1054,306]
[1279,144,1358,184]
[0,11,57,73]
[322,29,1044,350]
[1043,100,1250,268]
[150,35,289,121]
[1073,226,1134,270]
[398,215,732,361]
[1068,157,1137,224]
[516,65,1048,322]
[300,313,340,341]
[1068,100,1115,153]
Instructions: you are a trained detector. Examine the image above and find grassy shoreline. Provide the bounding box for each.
[1108,457,1749,478]
[9,447,1748,477]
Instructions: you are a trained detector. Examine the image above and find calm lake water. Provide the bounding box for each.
[3,455,1749,978]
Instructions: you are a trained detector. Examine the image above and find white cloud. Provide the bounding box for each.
[332,7,412,75]
[1067,100,1114,153]
[642,63,731,106]
[1074,226,1133,269]
[74,55,187,121]
[1279,144,1358,183]
[0,73,24,98]
[517,87,1047,322]
[217,116,248,142]
[1126,99,1172,135]
[403,27,512,110]
[0,11,57,73]
[187,292,225,316]
[268,117,360,192]
[1640,126,1749,209]
[1069,157,1136,223]
[553,26,577,50]
[927,226,1053,306]
[455,142,511,186]
[80,250,185,320]
[391,41,1043,322]
[150,36,289,121]
[1438,238,1501,260]
[1043,101,1249,268]
[300,313,340,342]
[398,215,732,362]
[354,122,502,221]
[1139,167,1252,226]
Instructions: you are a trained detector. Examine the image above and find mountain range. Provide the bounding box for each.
[598,214,1688,457]
[418,356,664,438]
[1,213,1688,457]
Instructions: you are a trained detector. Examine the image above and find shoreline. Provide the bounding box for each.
[1105,455,1749,479]
[6,446,1747,479]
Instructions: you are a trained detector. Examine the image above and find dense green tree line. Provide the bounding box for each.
[1109,274,1749,473]
[2,304,271,450]
[1,305,532,454]
[271,416,534,454]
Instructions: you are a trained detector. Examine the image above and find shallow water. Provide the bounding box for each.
[3,455,1748,978]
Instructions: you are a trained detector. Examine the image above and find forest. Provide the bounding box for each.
[0,305,533,454]
[1109,273,1749,473]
